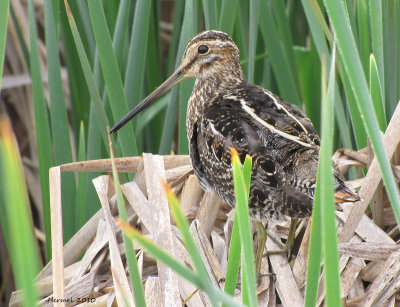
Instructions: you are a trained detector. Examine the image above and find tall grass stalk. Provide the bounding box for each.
[0,118,40,307]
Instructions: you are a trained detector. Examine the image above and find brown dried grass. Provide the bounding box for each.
[8,132,400,306]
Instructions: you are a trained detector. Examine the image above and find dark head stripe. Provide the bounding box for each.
[189,30,234,45]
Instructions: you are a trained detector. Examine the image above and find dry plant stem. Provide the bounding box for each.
[144,277,162,306]
[93,175,135,307]
[360,250,400,305]
[339,242,400,261]
[9,262,82,305]
[60,155,190,173]
[339,257,364,300]
[180,174,204,217]
[255,222,267,280]
[37,209,105,280]
[266,225,303,306]
[49,166,65,306]
[367,139,385,228]
[339,101,400,243]
[292,219,311,289]
[191,220,225,287]
[143,153,181,306]
[196,192,221,238]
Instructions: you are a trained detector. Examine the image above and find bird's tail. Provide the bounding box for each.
[334,179,360,203]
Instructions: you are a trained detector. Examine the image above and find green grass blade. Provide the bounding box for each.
[87,0,138,157]
[202,0,218,30]
[136,93,171,136]
[232,2,249,76]
[109,139,146,306]
[0,118,40,307]
[63,1,110,149]
[307,0,333,45]
[301,0,355,152]
[44,0,77,240]
[232,150,257,307]
[323,0,400,225]
[382,1,399,117]
[356,0,370,74]
[223,214,241,297]
[112,0,131,72]
[320,45,342,307]
[243,155,252,190]
[72,1,95,62]
[166,0,185,75]
[165,185,213,285]
[369,0,385,103]
[270,0,302,99]
[125,0,152,105]
[247,0,260,84]
[223,156,252,299]
[76,122,87,229]
[28,0,54,258]
[143,3,163,153]
[9,4,30,69]
[218,0,239,35]
[304,187,322,307]
[84,107,103,220]
[159,87,179,154]
[294,47,321,132]
[338,61,367,149]
[259,1,302,106]
[0,0,9,88]
[59,5,91,136]
[159,0,196,155]
[119,221,201,285]
[369,54,386,131]
[178,0,196,154]
[124,0,152,135]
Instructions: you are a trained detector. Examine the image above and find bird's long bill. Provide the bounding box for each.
[109,66,186,133]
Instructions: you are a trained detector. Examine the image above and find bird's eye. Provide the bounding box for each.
[198,45,209,54]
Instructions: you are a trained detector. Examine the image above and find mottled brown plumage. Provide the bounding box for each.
[110,30,359,223]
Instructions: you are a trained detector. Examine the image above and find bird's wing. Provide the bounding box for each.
[223,83,320,149]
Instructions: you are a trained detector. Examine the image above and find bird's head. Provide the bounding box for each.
[180,30,243,80]
[110,30,243,134]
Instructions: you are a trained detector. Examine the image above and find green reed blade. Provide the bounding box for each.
[44,0,77,240]
[218,0,239,35]
[178,0,196,154]
[369,54,386,131]
[324,0,400,227]
[203,0,218,30]
[320,44,342,307]
[124,0,152,138]
[1,118,40,307]
[259,1,302,106]
[369,0,385,103]
[28,0,54,258]
[247,0,260,84]
[87,0,138,157]
[76,122,87,229]
[0,0,9,88]
[232,152,257,307]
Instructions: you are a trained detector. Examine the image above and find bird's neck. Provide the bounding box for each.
[191,69,245,110]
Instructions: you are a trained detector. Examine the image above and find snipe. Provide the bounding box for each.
[110,30,359,252]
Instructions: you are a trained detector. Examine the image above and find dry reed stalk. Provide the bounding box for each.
[9,144,400,306]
